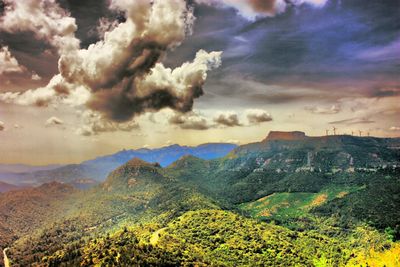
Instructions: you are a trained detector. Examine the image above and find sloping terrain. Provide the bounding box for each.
[1,132,400,266]
[0,182,76,247]
[0,181,21,193]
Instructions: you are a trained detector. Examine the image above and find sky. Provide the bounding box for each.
[0,0,399,165]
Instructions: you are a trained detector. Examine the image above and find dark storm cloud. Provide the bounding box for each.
[164,4,248,67]
[169,0,400,108]
[201,75,346,108]
[235,1,400,88]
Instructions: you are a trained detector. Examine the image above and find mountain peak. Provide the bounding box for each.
[123,158,161,169]
[103,158,163,191]
[264,131,307,141]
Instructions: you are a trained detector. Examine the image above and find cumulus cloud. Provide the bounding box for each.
[76,110,139,136]
[0,0,80,55]
[0,0,222,125]
[246,109,273,124]
[0,121,4,131]
[389,126,400,131]
[196,0,328,20]
[0,74,90,107]
[305,104,341,114]
[45,116,63,126]
[213,111,242,127]
[0,46,24,74]
[169,109,273,130]
[168,111,211,130]
[86,49,222,121]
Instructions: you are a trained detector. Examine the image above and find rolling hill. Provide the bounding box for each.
[1,131,400,266]
[0,181,21,193]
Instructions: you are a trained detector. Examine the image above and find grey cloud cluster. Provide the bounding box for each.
[213,112,241,127]
[169,109,272,130]
[168,112,210,130]
[246,109,273,124]
[305,104,341,114]
[0,0,222,125]
[76,110,139,136]
[0,45,24,75]
[0,0,80,55]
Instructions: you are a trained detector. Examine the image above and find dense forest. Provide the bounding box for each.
[1,135,400,266]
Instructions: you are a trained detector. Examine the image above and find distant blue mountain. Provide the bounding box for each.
[0,143,237,186]
[84,143,237,168]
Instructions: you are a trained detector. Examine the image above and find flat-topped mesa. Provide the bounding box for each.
[264,131,307,141]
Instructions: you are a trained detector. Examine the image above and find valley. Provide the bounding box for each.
[0,132,399,266]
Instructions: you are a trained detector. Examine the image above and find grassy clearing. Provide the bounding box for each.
[239,186,361,220]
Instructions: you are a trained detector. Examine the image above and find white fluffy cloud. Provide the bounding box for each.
[0,0,80,55]
[0,46,24,75]
[0,74,90,107]
[246,109,273,124]
[389,126,400,131]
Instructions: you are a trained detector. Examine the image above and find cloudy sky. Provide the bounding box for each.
[0,0,399,165]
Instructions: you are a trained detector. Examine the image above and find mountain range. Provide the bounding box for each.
[0,143,237,189]
[1,131,399,266]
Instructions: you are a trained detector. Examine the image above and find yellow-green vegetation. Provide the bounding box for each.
[239,186,360,221]
[346,242,400,267]
[2,138,400,266]
[41,210,399,267]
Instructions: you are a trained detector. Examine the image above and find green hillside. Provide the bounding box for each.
[2,134,400,266]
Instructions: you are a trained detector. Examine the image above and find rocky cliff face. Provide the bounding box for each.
[264,131,307,141]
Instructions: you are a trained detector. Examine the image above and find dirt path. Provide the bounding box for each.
[3,248,10,267]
